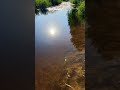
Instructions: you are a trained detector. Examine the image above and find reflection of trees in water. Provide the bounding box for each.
[62,9,85,90]
[35,8,48,15]
[68,9,85,51]
[70,24,85,51]
[86,0,120,89]
[68,9,80,26]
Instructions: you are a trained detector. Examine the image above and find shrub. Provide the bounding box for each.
[70,0,80,5]
[35,0,51,8]
[68,0,85,25]
[77,1,85,21]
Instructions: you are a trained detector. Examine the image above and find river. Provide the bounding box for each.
[35,2,85,90]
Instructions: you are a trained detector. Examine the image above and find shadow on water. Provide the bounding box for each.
[86,0,120,89]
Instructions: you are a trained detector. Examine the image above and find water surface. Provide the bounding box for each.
[35,9,76,89]
[35,2,85,89]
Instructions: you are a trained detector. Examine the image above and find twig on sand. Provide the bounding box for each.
[65,83,75,90]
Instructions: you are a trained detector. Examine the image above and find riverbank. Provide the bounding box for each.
[62,50,85,90]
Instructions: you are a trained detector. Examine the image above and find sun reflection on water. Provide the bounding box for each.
[48,26,58,37]
[50,28,56,36]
